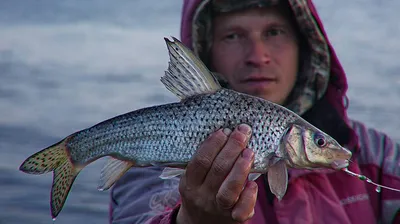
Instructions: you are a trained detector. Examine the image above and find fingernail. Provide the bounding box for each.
[242,148,254,161]
[238,124,251,136]
[223,128,232,136]
[248,209,255,219]
[249,181,258,191]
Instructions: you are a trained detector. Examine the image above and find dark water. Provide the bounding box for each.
[1,0,399,223]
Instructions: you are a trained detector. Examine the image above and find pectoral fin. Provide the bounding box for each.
[267,160,288,201]
[159,167,186,179]
[248,173,262,181]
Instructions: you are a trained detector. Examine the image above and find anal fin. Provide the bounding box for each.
[98,157,133,191]
[267,160,288,201]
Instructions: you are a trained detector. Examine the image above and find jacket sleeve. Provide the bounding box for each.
[381,132,400,223]
[109,166,182,224]
[350,119,400,223]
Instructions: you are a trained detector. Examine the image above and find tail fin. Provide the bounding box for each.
[19,136,83,220]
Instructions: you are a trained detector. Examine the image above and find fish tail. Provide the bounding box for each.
[19,135,82,220]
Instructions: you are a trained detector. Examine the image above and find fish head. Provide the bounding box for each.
[283,124,352,170]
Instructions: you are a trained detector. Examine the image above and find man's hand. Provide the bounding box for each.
[176,124,258,224]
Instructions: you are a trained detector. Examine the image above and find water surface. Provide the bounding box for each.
[1,1,399,223]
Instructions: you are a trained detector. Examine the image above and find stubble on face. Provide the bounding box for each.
[210,6,300,105]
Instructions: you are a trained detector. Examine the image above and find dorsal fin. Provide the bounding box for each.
[161,37,221,100]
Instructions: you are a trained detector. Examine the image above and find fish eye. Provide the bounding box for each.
[314,133,327,148]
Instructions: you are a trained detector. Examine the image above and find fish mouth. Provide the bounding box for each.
[331,159,350,170]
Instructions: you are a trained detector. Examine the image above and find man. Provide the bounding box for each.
[110,0,400,223]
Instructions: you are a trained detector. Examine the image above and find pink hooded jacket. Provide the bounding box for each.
[109,0,400,223]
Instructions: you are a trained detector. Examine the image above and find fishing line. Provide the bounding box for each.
[342,168,400,193]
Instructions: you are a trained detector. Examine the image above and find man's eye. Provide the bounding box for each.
[266,28,285,37]
[224,33,239,40]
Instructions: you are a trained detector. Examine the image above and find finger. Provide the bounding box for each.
[204,124,252,191]
[184,128,231,187]
[231,181,258,222]
[215,147,254,209]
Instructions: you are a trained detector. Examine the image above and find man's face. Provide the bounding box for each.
[211,6,299,105]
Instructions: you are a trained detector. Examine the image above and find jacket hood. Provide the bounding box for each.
[180,0,350,120]
[180,0,359,152]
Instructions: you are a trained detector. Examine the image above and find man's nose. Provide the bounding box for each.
[245,38,271,67]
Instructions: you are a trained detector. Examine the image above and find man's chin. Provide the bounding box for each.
[240,90,275,102]
[230,84,282,103]
[243,91,285,105]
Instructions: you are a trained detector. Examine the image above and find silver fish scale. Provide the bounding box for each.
[67,89,299,171]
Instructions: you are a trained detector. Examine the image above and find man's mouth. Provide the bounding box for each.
[242,76,277,82]
[241,77,277,87]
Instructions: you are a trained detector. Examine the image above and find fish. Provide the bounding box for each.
[19,36,352,220]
